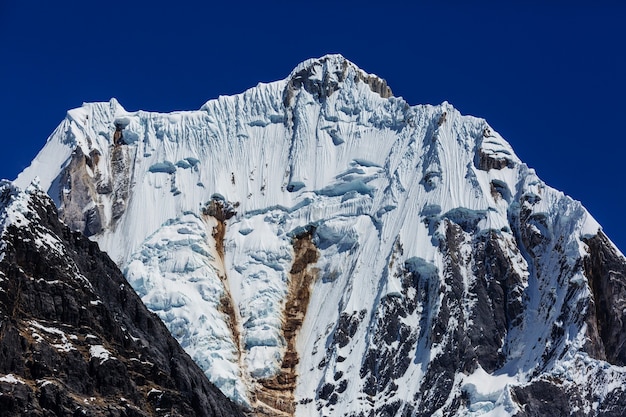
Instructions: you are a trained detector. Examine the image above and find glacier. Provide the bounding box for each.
[15,54,626,416]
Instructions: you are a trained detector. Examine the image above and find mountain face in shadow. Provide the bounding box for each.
[0,181,245,417]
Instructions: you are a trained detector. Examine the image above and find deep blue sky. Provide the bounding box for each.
[1,1,625,251]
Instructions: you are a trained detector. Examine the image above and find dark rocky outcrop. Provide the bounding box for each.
[475,149,516,171]
[583,232,626,366]
[513,380,580,417]
[0,184,244,417]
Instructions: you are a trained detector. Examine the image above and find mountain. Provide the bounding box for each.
[15,54,626,416]
[0,181,244,417]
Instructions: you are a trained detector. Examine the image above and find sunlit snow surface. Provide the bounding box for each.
[15,55,624,415]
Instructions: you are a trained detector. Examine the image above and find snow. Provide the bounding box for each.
[148,161,177,174]
[89,345,113,364]
[124,212,248,404]
[37,379,55,387]
[0,182,94,296]
[0,374,24,384]
[461,367,519,416]
[0,181,34,233]
[29,320,75,352]
[11,54,626,415]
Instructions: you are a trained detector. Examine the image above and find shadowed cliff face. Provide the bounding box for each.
[0,184,244,417]
[583,232,626,366]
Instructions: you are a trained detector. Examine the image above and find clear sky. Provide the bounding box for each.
[1,1,625,251]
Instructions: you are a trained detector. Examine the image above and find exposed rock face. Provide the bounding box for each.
[56,147,105,236]
[55,140,132,236]
[350,222,526,416]
[0,182,244,417]
[583,232,626,365]
[255,230,318,416]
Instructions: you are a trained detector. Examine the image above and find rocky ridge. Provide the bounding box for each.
[0,181,245,417]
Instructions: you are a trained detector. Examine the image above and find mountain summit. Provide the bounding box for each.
[14,54,626,416]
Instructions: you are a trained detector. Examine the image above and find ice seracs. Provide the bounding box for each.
[14,54,626,416]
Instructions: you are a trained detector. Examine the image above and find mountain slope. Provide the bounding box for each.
[0,181,245,417]
[15,54,626,416]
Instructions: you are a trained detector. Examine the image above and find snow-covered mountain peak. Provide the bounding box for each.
[284,54,393,103]
[288,54,355,79]
[13,56,626,416]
